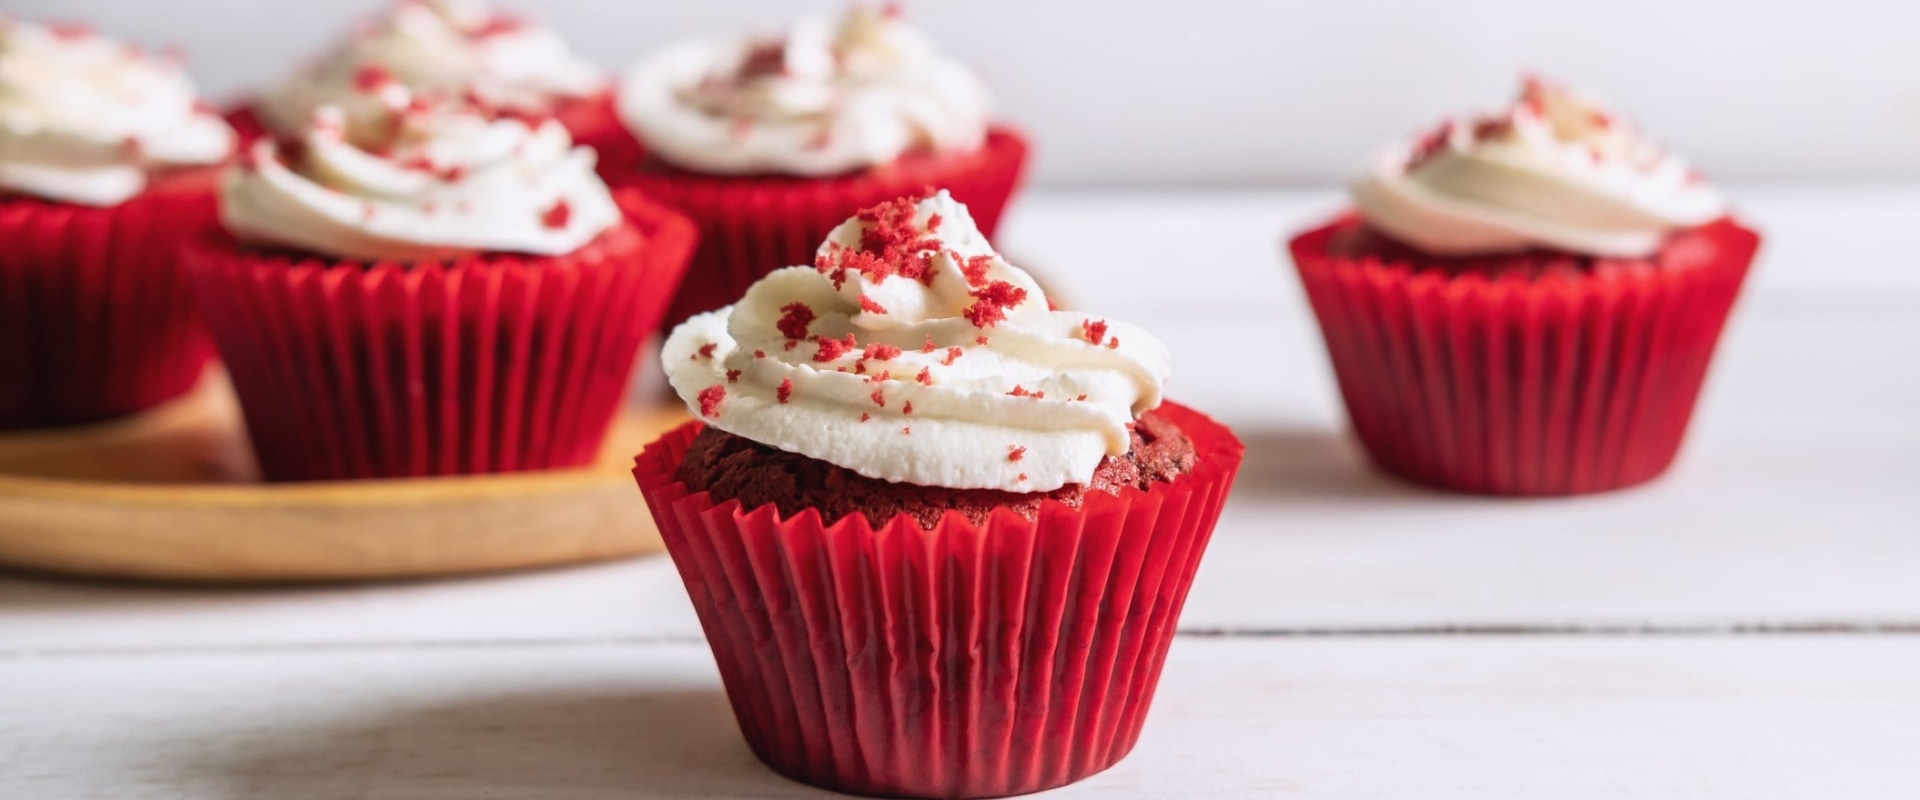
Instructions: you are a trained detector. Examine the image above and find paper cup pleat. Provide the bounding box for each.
[1290,218,1759,495]
[0,171,220,429]
[186,190,695,480]
[634,402,1241,798]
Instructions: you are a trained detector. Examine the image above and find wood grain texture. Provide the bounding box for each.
[0,373,688,583]
[3,637,1917,799]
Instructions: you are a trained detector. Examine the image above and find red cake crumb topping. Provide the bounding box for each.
[942,347,963,366]
[920,336,938,353]
[902,401,914,415]
[1008,445,1026,462]
[862,344,902,362]
[858,295,888,315]
[975,336,990,346]
[784,340,799,351]
[1106,338,1120,349]
[754,349,767,359]
[738,40,789,79]
[963,281,1026,328]
[915,367,933,385]
[726,369,741,383]
[1081,319,1108,346]
[813,333,857,362]
[871,370,892,383]
[776,378,793,404]
[860,412,870,422]
[926,213,942,232]
[48,22,95,41]
[1017,473,1028,482]
[775,302,816,340]
[697,385,726,417]
[902,427,911,435]
[1075,394,1088,401]
[540,200,571,230]
[816,192,942,290]
[959,253,995,286]
[870,388,887,408]
[352,64,393,92]
[693,343,717,360]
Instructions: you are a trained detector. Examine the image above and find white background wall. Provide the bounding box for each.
[16,0,1920,187]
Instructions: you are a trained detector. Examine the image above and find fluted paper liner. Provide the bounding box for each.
[606,127,1029,330]
[632,401,1242,799]
[1290,217,1759,495]
[185,189,695,481]
[0,169,221,430]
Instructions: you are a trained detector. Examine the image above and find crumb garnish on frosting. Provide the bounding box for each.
[664,189,1171,493]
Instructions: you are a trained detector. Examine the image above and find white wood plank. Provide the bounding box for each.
[3,636,1918,798]
[2,188,1916,651]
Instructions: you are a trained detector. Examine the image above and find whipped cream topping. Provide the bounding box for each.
[618,5,992,176]
[222,101,619,261]
[1353,77,1726,258]
[666,191,1170,493]
[0,19,232,206]
[259,0,605,140]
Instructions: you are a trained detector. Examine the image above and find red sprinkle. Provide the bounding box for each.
[871,370,892,383]
[862,343,902,362]
[1008,446,1026,462]
[784,340,800,351]
[725,369,741,383]
[860,413,871,422]
[963,280,1026,328]
[693,343,717,360]
[813,334,857,362]
[775,302,816,340]
[858,295,888,315]
[870,388,887,408]
[920,336,938,354]
[960,253,996,287]
[902,401,914,415]
[754,349,767,359]
[1081,319,1109,346]
[1075,394,1088,401]
[776,378,793,404]
[926,213,942,232]
[1017,473,1028,482]
[352,64,393,92]
[975,336,990,346]
[915,367,933,385]
[540,200,571,230]
[1106,337,1120,349]
[942,347,963,366]
[815,191,943,290]
[697,385,726,418]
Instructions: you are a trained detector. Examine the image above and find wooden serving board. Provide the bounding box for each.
[0,372,688,584]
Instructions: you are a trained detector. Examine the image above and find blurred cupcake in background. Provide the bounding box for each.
[186,94,693,481]
[1289,76,1760,495]
[0,18,234,429]
[229,1,623,156]
[634,190,1240,799]
[610,3,1028,330]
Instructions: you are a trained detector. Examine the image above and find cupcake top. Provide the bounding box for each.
[221,96,619,261]
[258,0,605,141]
[1352,76,1726,258]
[618,5,993,176]
[0,19,233,206]
[664,190,1170,493]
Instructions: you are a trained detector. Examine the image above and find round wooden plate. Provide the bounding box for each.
[0,372,689,584]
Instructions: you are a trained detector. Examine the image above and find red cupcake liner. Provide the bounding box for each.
[633,401,1242,799]
[607,127,1030,331]
[184,189,696,481]
[0,169,221,430]
[1290,216,1760,495]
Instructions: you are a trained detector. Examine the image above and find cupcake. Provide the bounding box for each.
[229,1,623,155]
[633,190,1242,798]
[1288,77,1761,495]
[0,19,235,429]
[610,4,1028,330]
[184,96,694,480]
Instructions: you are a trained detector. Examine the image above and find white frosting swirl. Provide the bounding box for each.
[1353,77,1726,257]
[618,5,992,176]
[222,102,619,261]
[0,19,232,206]
[665,191,1170,493]
[259,0,605,140]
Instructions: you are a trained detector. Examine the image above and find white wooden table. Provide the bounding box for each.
[4,187,1918,798]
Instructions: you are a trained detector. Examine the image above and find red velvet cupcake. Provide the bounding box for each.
[634,191,1241,799]
[1289,77,1760,495]
[608,6,1029,330]
[185,99,692,481]
[226,1,625,155]
[0,19,235,429]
